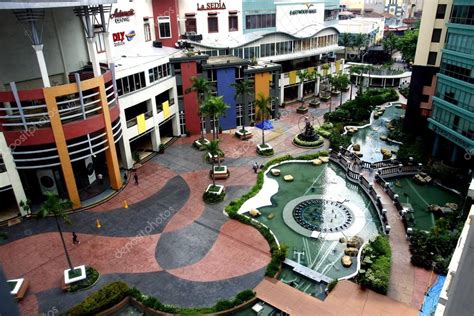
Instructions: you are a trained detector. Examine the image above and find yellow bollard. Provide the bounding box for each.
[123,200,128,209]
[96,218,102,229]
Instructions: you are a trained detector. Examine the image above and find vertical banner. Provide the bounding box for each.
[289,71,297,85]
[85,156,96,184]
[162,101,170,119]
[137,113,146,134]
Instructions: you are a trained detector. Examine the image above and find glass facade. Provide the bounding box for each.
[428,0,474,154]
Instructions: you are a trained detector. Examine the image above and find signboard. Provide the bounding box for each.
[112,30,135,46]
[197,0,226,10]
[110,8,135,23]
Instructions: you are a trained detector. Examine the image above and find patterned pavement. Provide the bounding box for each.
[0,88,425,314]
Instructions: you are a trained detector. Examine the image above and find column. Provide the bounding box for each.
[315,76,320,96]
[149,97,160,151]
[279,73,285,104]
[104,32,114,65]
[432,134,440,157]
[32,45,51,87]
[298,82,304,100]
[86,37,101,77]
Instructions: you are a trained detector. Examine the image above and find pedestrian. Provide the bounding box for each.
[124,172,128,182]
[134,172,139,185]
[97,173,103,185]
[253,162,258,173]
[72,232,80,245]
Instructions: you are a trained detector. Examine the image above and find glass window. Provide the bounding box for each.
[431,29,442,42]
[436,4,447,19]
[229,15,238,32]
[158,16,171,38]
[427,52,437,65]
[144,22,151,42]
[245,13,276,29]
[208,16,218,33]
[185,18,197,33]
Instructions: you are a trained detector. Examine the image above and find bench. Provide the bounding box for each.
[15,279,29,301]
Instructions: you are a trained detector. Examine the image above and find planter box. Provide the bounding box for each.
[309,100,320,108]
[207,152,225,164]
[331,90,341,96]
[296,107,308,114]
[235,129,253,140]
[257,143,274,156]
[257,143,273,152]
[8,278,29,301]
[206,184,225,195]
[64,265,87,285]
[193,138,210,151]
[320,94,331,101]
[211,166,230,179]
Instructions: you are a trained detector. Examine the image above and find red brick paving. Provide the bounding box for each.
[89,162,177,211]
[168,221,270,282]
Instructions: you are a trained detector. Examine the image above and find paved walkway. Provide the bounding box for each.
[255,278,418,315]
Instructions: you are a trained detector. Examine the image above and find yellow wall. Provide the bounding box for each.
[288,71,297,85]
[255,72,271,98]
[137,113,146,134]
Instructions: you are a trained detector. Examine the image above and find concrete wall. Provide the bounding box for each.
[0,7,89,89]
[216,67,237,130]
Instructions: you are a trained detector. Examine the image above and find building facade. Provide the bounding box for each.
[428,0,474,162]
[404,0,452,130]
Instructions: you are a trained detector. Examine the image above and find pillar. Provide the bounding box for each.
[43,89,80,208]
[104,32,114,65]
[86,37,101,77]
[432,134,440,157]
[32,45,51,87]
[98,77,122,190]
[279,73,285,104]
[315,76,320,96]
[298,82,304,100]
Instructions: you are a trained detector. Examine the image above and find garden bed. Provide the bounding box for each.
[235,129,253,140]
[293,134,324,148]
[211,166,230,179]
[257,144,274,156]
[193,138,210,151]
[296,106,308,114]
[203,184,226,203]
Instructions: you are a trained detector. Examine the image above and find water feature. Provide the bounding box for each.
[351,102,405,163]
[244,162,382,289]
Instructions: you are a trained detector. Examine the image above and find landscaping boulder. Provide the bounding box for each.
[380,148,392,159]
[267,213,274,220]
[284,175,294,182]
[249,209,261,217]
[380,135,387,141]
[341,255,352,267]
[271,169,281,176]
[312,159,322,165]
[347,236,364,249]
[344,247,359,257]
[320,156,329,163]
[352,144,361,151]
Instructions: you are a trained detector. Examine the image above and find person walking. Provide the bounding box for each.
[134,172,139,185]
[72,232,80,245]
[253,162,259,174]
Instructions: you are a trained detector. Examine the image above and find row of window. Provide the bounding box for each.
[445,32,474,55]
[437,81,474,112]
[440,58,474,84]
[431,106,474,140]
[202,35,338,60]
[450,5,474,25]
[245,13,276,30]
[149,63,171,83]
[184,15,238,34]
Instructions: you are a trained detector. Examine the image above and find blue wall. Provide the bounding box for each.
[216,67,237,130]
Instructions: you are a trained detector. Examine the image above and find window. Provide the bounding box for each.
[427,52,437,65]
[208,16,218,33]
[420,94,430,103]
[116,72,146,96]
[158,16,171,38]
[144,22,151,42]
[245,14,276,30]
[441,58,473,83]
[229,15,238,32]
[450,5,474,25]
[436,4,447,19]
[185,17,197,33]
[148,63,171,83]
[95,32,106,53]
[431,29,442,42]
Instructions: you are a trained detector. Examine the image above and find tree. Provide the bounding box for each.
[38,192,74,271]
[204,140,223,187]
[396,28,419,63]
[332,73,351,106]
[255,93,272,146]
[231,79,253,133]
[203,96,229,140]
[340,33,353,60]
[188,76,212,140]
[352,33,369,60]
[297,69,308,100]
[382,32,398,57]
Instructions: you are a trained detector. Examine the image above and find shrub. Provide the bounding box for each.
[329,131,351,150]
[357,236,391,295]
[293,135,324,147]
[67,281,129,315]
[68,266,100,292]
[327,280,338,292]
[203,190,225,203]
[257,146,274,156]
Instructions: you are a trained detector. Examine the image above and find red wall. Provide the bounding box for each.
[181,62,201,135]
[152,0,179,48]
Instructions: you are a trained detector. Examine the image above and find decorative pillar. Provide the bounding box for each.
[32,45,50,87]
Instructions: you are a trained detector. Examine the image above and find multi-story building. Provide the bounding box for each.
[0,0,123,217]
[428,0,474,163]
[404,0,452,130]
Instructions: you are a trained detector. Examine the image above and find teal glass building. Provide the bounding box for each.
[428,0,474,162]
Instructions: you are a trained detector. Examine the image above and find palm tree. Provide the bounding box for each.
[188,76,212,140]
[332,73,351,107]
[231,79,253,133]
[203,96,229,140]
[255,93,272,146]
[38,192,74,271]
[340,33,353,61]
[204,139,223,187]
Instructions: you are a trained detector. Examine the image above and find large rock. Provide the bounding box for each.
[271,169,281,176]
[284,175,294,182]
[312,159,322,165]
[344,247,359,257]
[380,148,392,159]
[320,156,329,163]
[341,255,352,267]
[347,236,364,249]
[352,144,361,151]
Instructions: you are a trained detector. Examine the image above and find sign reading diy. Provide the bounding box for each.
[112,30,135,46]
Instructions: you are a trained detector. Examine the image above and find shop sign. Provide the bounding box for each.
[290,3,317,15]
[197,0,226,10]
[113,30,135,46]
[111,8,135,23]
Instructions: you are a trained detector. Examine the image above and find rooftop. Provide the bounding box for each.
[0,0,116,9]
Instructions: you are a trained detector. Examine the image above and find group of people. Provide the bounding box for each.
[252,162,263,173]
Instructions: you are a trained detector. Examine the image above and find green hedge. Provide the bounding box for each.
[66,281,129,315]
[68,266,100,292]
[203,190,226,203]
[293,135,324,147]
[225,151,328,276]
[357,236,392,295]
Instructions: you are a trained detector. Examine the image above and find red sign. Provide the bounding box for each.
[113,32,125,46]
[111,8,135,23]
[197,0,226,11]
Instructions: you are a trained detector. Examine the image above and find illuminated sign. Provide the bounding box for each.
[197,0,226,10]
[111,8,135,23]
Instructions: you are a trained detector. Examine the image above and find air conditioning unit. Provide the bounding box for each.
[153,41,163,48]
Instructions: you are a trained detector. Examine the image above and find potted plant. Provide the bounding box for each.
[158,144,165,154]
[231,79,253,140]
[255,93,274,156]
